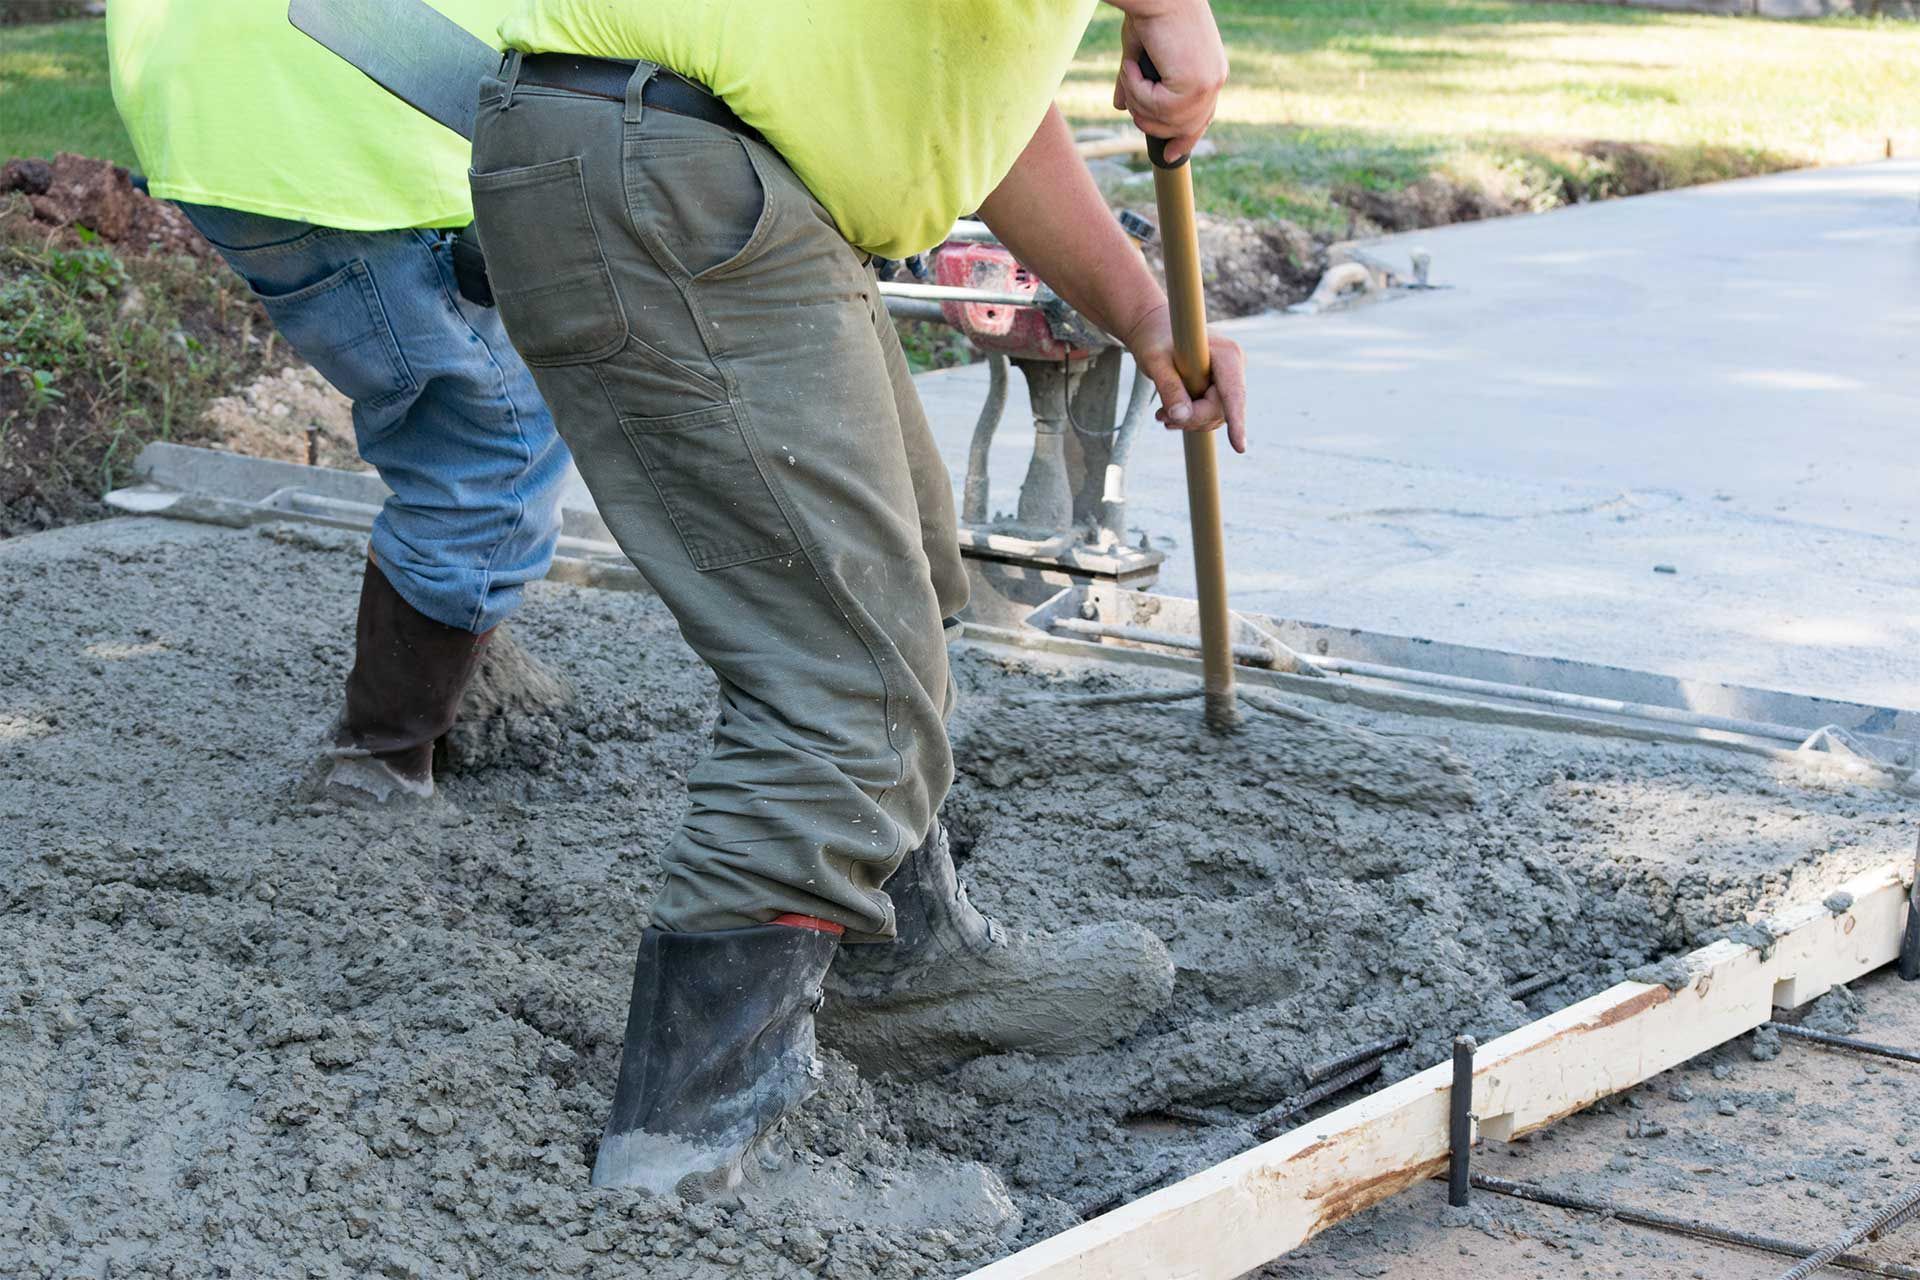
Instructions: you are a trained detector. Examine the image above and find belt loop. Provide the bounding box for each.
[623,59,661,125]
[499,49,524,109]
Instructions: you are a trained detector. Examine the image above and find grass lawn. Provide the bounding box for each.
[0,18,134,170]
[1062,0,1920,231]
[8,7,1920,232]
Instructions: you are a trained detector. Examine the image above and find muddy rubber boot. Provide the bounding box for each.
[818,826,1175,1076]
[591,924,838,1198]
[322,560,492,804]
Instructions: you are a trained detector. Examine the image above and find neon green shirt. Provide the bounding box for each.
[106,0,508,231]
[498,0,1100,258]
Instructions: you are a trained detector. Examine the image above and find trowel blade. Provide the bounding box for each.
[288,0,499,141]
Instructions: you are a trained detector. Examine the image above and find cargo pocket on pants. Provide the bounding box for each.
[620,405,800,570]
[469,156,628,366]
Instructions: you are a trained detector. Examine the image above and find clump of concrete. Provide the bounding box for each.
[2,518,1910,1279]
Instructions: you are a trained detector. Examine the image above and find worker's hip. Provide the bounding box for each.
[470,52,855,365]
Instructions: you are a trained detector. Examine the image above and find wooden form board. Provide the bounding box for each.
[964,861,1912,1280]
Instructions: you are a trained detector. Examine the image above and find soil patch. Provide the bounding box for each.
[0,154,355,538]
[3,518,1910,1279]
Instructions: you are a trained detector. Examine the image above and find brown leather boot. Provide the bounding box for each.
[324,559,492,804]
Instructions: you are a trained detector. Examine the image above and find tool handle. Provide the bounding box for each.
[1138,47,1234,729]
[1135,51,1188,172]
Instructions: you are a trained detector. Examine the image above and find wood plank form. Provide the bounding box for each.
[965,862,1911,1280]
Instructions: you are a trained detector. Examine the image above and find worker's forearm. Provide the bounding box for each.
[976,106,1165,349]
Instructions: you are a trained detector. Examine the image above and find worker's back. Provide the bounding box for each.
[499,0,1100,258]
[108,0,506,231]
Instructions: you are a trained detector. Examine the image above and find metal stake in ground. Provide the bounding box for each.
[1448,1035,1475,1207]
[1139,53,1238,733]
[1899,828,1919,982]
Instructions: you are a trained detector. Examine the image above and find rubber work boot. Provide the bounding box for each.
[591,924,838,1198]
[324,560,492,804]
[818,826,1175,1076]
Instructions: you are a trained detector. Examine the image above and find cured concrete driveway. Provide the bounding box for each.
[916,160,1920,707]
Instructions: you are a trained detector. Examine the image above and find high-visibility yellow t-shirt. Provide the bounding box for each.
[498,0,1100,258]
[106,0,509,230]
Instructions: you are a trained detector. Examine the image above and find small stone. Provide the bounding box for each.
[1824,891,1855,914]
[414,1106,456,1136]
[1667,1084,1695,1103]
[1711,1063,1733,1081]
[1718,1099,1739,1117]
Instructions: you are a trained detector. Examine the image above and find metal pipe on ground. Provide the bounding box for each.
[1310,655,1817,746]
[1042,619,1834,748]
[1472,1175,1920,1280]
[1050,617,1275,667]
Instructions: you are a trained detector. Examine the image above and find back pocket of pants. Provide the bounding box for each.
[470,156,628,366]
[620,405,800,571]
[255,260,416,410]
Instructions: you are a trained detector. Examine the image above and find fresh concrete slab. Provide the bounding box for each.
[918,160,1920,707]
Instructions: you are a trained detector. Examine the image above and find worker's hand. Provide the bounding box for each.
[1121,301,1248,454]
[1109,0,1228,166]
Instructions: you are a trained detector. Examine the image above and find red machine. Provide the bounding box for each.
[933,241,1101,362]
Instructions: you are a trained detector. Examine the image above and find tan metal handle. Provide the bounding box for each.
[1140,51,1237,730]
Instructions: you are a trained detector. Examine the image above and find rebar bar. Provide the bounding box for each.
[1307,1036,1411,1085]
[1508,967,1576,1001]
[1767,1021,1920,1068]
[1775,1182,1920,1280]
[1472,1175,1920,1280]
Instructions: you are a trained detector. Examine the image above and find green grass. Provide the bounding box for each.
[0,18,135,169]
[1061,0,1920,231]
[11,7,1920,233]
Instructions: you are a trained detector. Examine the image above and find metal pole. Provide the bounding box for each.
[1900,829,1919,982]
[1140,58,1238,732]
[1448,1035,1475,1207]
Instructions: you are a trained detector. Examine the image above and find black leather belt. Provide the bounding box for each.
[517,53,760,143]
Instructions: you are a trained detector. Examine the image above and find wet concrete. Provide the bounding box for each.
[1,517,1912,1279]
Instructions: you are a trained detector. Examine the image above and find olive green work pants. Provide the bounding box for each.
[470,56,965,938]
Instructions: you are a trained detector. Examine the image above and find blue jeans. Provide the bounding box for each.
[177,202,569,634]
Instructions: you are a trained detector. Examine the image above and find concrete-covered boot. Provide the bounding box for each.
[819,826,1174,1076]
[592,923,837,1198]
[323,559,491,804]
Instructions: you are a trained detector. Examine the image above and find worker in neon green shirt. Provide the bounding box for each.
[470,0,1248,1197]
[107,0,573,804]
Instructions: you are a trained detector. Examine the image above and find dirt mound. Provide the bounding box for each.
[1131,207,1326,319]
[3,517,1910,1279]
[2,153,209,259]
